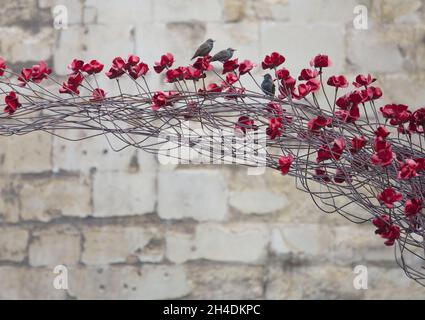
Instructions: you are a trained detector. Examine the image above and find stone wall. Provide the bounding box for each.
[0,0,424,299]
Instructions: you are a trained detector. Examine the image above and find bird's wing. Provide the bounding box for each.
[211,50,226,61]
[192,42,209,59]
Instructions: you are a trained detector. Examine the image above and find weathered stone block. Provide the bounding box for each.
[166,223,269,264]
[158,170,228,221]
[0,266,67,299]
[92,171,156,217]
[229,190,287,214]
[0,227,29,262]
[68,265,190,299]
[152,0,222,22]
[186,263,264,299]
[270,224,333,259]
[265,264,364,299]
[82,225,164,265]
[53,130,156,174]
[29,225,81,267]
[0,133,52,174]
[20,174,92,221]
[261,22,345,74]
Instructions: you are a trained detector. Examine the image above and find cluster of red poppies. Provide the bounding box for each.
[1,51,424,249]
[381,103,425,134]
[153,53,257,106]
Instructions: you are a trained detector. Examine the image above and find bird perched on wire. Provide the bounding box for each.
[261,74,275,96]
[210,48,236,62]
[191,39,215,60]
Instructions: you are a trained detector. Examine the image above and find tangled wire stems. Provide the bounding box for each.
[0,53,424,285]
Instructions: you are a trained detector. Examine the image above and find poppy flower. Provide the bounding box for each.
[224,87,246,100]
[373,214,391,235]
[17,68,32,86]
[335,91,365,109]
[382,225,400,246]
[153,53,174,73]
[314,168,331,182]
[374,126,390,139]
[164,68,184,83]
[405,198,422,217]
[331,137,346,160]
[362,86,382,101]
[165,67,185,83]
[105,57,126,79]
[415,158,425,171]
[334,105,360,123]
[238,59,256,75]
[298,69,318,81]
[126,54,140,67]
[371,138,394,167]
[413,108,425,126]
[30,61,52,83]
[310,54,332,68]
[184,66,204,81]
[90,88,106,102]
[278,154,293,175]
[348,90,365,104]
[68,59,84,73]
[334,168,351,184]
[335,93,351,110]
[306,78,320,93]
[193,56,213,72]
[327,75,348,88]
[0,57,7,76]
[377,188,403,208]
[316,138,346,163]
[307,116,332,132]
[380,104,411,126]
[59,73,84,94]
[397,159,418,180]
[267,117,283,139]
[278,76,297,99]
[408,108,425,133]
[205,83,222,93]
[235,116,257,134]
[350,136,367,153]
[224,73,238,85]
[352,74,376,87]
[127,62,149,79]
[151,91,169,111]
[380,104,400,119]
[198,83,222,94]
[222,59,239,74]
[266,102,283,116]
[182,101,199,120]
[276,68,291,80]
[262,52,285,69]
[292,83,310,100]
[82,60,104,74]
[17,61,52,86]
[372,214,400,246]
[4,91,21,115]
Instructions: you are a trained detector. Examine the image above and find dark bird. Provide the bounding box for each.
[191,39,215,60]
[261,74,275,96]
[210,48,236,62]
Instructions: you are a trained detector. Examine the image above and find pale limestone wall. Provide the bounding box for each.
[0,0,424,299]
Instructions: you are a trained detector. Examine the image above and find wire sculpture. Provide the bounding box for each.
[0,51,424,286]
